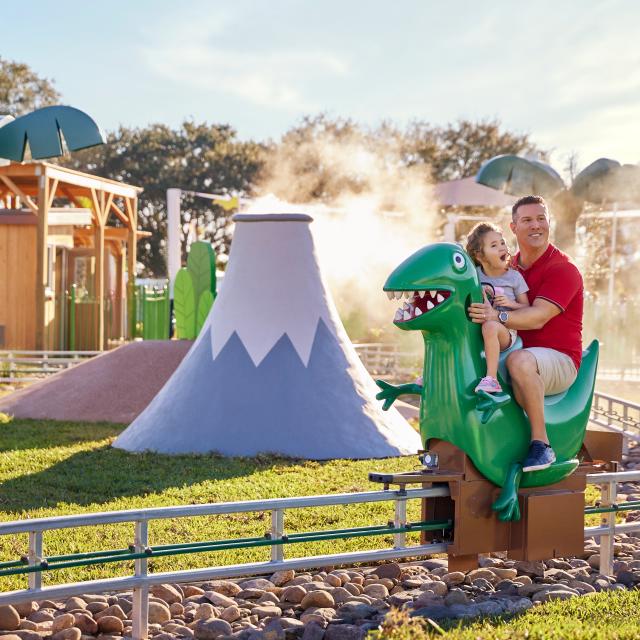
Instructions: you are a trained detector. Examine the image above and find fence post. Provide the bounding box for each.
[270,509,284,562]
[28,531,43,592]
[599,481,617,576]
[69,287,76,351]
[132,520,149,640]
[393,494,407,549]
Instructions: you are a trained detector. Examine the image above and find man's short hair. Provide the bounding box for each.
[512,195,548,220]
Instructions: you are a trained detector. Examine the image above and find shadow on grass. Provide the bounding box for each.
[0,418,122,452]
[0,420,306,512]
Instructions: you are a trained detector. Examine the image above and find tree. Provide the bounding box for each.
[0,58,60,116]
[402,118,537,182]
[65,121,265,275]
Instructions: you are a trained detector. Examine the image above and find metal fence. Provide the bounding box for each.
[0,473,638,637]
[0,350,100,384]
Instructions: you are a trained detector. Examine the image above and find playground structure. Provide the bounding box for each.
[114,213,421,458]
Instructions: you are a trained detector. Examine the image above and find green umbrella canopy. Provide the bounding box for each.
[476,154,566,199]
[0,105,105,161]
[571,158,640,204]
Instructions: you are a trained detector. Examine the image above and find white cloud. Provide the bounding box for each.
[139,13,348,111]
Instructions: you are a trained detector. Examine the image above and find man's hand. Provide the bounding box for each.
[468,291,499,324]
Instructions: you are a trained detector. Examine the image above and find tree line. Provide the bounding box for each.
[2,58,536,276]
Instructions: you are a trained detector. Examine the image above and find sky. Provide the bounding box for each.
[5,0,640,173]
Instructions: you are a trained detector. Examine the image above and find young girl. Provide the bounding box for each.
[466,222,530,394]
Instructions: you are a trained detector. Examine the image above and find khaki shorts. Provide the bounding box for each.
[524,347,578,395]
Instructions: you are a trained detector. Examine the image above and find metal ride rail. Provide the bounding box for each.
[0,350,99,383]
[0,486,451,637]
[0,476,639,637]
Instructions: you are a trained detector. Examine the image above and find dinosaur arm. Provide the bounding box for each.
[375,380,423,411]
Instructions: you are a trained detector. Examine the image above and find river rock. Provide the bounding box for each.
[301,622,325,640]
[513,560,545,577]
[97,616,124,634]
[533,589,578,603]
[182,586,205,598]
[194,618,233,640]
[73,614,98,635]
[489,567,518,581]
[336,603,377,622]
[203,592,236,608]
[239,579,275,591]
[148,602,171,624]
[441,572,465,586]
[281,586,306,604]
[444,590,468,606]
[51,614,75,633]
[363,584,388,600]
[95,605,126,621]
[325,623,365,640]
[27,610,54,623]
[86,602,109,615]
[12,603,37,619]
[0,606,21,631]
[203,581,242,598]
[300,591,335,610]
[300,608,337,626]
[465,569,495,584]
[51,628,81,640]
[18,620,38,631]
[372,563,402,581]
[151,584,183,605]
[253,605,282,619]
[270,570,295,587]
[195,604,216,621]
[218,606,241,623]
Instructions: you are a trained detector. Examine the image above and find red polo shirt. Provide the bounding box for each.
[513,244,583,370]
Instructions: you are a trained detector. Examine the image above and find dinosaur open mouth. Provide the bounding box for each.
[386,289,452,323]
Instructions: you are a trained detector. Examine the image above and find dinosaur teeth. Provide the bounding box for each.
[430,290,436,298]
[403,302,410,310]
[427,301,434,310]
[436,293,444,303]
[414,307,422,316]
[386,291,394,300]
[394,291,402,300]
[394,309,403,321]
[403,310,411,321]
[419,291,426,298]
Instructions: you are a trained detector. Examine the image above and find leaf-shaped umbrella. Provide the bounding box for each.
[475,154,566,199]
[571,158,640,204]
[0,105,105,161]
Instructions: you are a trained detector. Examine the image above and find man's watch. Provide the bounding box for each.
[498,310,509,325]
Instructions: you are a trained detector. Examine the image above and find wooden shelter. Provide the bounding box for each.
[0,162,144,350]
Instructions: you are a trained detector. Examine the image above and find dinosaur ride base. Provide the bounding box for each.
[369,430,624,572]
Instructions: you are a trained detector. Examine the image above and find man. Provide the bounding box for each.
[468,195,583,471]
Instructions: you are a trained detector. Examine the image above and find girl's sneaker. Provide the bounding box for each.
[475,376,503,394]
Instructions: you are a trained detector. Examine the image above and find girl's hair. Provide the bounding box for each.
[466,222,503,266]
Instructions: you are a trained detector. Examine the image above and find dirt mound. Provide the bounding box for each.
[0,341,192,424]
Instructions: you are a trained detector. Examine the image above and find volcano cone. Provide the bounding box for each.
[113,213,421,458]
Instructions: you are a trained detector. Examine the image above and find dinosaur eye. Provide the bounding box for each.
[452,251,467,272]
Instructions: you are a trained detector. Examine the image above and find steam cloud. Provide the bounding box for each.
[246,124,439,341]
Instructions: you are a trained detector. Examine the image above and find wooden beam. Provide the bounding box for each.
[109,199,129,225]
[90,188,102,227]
[47,178,59,210]
[102,192,114,227]
[0,175,38,213]
[43,164,142,199]
[35,175,50,350]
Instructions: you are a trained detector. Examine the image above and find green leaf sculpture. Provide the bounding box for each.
[187,241,217,303]
[174,268,196,339]
[196,290,215,335]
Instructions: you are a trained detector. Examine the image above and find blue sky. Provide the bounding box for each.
[6,0,640,172]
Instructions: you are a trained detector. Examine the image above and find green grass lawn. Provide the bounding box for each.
[0,417,629,639]
[375,590,640,640]
[0,418,428,592]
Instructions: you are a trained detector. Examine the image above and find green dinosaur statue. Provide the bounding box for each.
[375,242,598,521]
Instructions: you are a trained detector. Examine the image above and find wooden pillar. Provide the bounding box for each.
[92,189,105,350]
[35,174,50,350]
[126,197,138,340]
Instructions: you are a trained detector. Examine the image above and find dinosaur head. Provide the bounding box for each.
[383,242,482,331]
